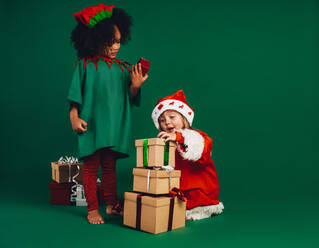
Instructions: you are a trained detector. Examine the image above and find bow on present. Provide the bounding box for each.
[169,187,187,202]
[112,196,124,215]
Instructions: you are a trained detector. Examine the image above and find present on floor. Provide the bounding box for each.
[51,156,83,183]
[133,168,181,194]
[75,184,87,206]
[123,191,186,234]
[49,182,74,205]
[135,138,176,168]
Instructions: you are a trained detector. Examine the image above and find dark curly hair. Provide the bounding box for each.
[71,8,132,58]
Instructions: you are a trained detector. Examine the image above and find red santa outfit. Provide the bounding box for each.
[152,90,224,220]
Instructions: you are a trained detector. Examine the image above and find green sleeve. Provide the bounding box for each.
[126,69,141,107]
[67,60,85,106]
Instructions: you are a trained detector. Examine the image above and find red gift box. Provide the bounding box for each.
[49,182,74,205]
[138,58,150,76]
[49,181,104,205]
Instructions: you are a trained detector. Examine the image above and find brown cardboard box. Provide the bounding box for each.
[133,168,181,194]
[51,162,83,183]
[123,192,186,234]
[135,138,176,168]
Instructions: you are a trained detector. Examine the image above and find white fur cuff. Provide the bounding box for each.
[186,202,224,220]
[177,129,205,161]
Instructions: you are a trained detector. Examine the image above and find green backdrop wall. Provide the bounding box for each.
[1,0,318,247]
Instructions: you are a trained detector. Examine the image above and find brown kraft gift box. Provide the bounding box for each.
[133,168,181,194]
[135,138,176,168]
[51,162,83,183]
[123,192,186,234]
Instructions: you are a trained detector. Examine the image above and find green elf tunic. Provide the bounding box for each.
[67,56,141,159]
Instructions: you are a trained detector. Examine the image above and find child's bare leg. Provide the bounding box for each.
[87,209,105,224]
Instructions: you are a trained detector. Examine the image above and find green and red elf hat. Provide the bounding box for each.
[73,3,114,28]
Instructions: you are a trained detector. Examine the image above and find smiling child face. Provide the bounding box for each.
[103,25,121,59]
[158,110,185,133]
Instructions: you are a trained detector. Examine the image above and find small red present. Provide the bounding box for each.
[49,182,74,205]
[138,58,150,76]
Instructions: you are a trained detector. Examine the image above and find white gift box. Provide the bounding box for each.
[75,184,87,206]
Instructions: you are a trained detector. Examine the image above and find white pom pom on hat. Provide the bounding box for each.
[151,90,194,130]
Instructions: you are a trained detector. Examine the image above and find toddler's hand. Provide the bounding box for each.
[157,131,176,142]
[131,63,148,88]
[71,117,87,133]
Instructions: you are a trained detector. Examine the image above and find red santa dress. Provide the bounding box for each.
[175,128,224,220]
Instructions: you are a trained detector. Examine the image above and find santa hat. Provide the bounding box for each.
[152,90,194,130]
[73,4,114,28]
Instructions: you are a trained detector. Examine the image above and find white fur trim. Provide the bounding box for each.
[186,202,224,220]
[177,129,204,161]
[152,99,194,129]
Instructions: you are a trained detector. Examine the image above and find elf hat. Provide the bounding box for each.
[152,90,194,130]
[73,4,114,28]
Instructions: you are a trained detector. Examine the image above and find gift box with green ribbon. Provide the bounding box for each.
[135,138,176,168]
[133,168,181,195]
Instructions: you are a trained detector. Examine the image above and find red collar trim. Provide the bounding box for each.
[77,56,131,72]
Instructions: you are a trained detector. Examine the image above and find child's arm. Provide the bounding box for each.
[159,129,212,165]
[69,102,87,133]
[130,63,148,97]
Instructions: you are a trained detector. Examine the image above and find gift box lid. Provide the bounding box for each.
[49,181,73,189]
[125,192,175,207]
[135,138,175,147]
[132,168,181,178]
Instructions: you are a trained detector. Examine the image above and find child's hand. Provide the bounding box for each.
[157,131,176,142]
[131,63,148,88]
[71,117,87,133]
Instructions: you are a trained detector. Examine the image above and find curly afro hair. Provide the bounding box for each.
[71,8,132,58]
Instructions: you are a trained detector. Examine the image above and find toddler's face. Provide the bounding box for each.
[103,25,121,59]
[159,110,184,133]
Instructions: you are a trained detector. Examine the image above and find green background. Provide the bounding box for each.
[1,0,318,247]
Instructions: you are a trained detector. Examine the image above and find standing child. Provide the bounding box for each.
[67,4,148,224]
[151,90,224,220]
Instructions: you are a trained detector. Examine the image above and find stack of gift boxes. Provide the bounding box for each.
[49,157,103,206]
[123,138,186,234]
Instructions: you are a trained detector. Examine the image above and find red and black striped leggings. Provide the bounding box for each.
[82,148,117,211]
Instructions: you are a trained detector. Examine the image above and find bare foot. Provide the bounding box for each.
[87,209,105,224]
[106,205,123,216]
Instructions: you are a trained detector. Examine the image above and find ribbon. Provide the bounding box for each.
[112,196,124,215]
[70,164,81,203]
[143,139,148,168]
[136,195,142,230]
[169,187,187,202]
[146,170,151,192]
[164,142,169,166]
[168,198,175,231]
[142,139,170,167]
